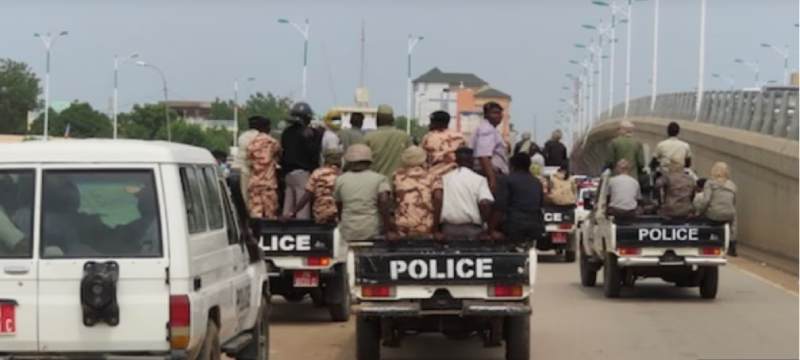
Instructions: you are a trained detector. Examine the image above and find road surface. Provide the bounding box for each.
[268,255,799,360]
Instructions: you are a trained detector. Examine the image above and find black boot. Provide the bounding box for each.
[727,242,738,257]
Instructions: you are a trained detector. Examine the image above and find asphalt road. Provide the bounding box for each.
[268,255,799,360]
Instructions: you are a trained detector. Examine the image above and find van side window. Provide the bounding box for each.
[218,179,241,245]
[200,167,224,230]
[179,166,208,234]
[0,170,35,258]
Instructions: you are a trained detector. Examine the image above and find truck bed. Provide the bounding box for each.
[614,216,728,248]
[253,220,336,257]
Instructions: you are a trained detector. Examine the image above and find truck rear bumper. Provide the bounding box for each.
[354,300,531,317]
[617,256,727,267]
[0,351,187,360]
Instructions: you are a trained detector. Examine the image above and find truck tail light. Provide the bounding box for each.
[489,284,523,297]
[169,295,190,349]
[701,247,722,256]
[361,285,394,298]
[306,256,331,266]
[617,247,641,256]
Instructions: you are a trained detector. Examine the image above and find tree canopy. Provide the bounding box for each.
[0,58,40,134]
[29,101,112,138]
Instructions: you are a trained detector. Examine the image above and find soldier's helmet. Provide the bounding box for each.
[290,102,314,122]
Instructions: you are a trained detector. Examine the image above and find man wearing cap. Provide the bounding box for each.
[391,146,444,238]
[608,120,646,181]
[471,101,509,192]
[421,110,466,179]
[363,104,412,178]
[334,144,394,241]
[286,148,342,224]
[281,102,323,219]
[440,147,495,240]
[248,117,282,219]
[232,116,262,207]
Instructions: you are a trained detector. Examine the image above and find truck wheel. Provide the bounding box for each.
[356,316,381,360]
[237,296,270,360]
[504,316,530,360]
[699,266,719,299]
[603,254,622,298]
[198,320,222,360]
[564,250,576,263]
[579,244,597,287]
[328,265,351,322]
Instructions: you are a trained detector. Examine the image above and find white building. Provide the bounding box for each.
[412,67,488,126]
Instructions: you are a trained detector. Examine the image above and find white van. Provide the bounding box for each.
[0,140,269,359]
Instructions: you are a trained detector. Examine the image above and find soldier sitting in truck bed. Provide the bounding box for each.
[390,146,444,240]
[490,153,545,243]
[285,149,343,224]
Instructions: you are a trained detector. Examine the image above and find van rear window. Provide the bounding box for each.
[41,170,162,258]
[0,170,35,258]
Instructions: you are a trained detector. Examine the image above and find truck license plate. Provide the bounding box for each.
[293,270,319,288]
[552,232,567,244]
[0,303,16,335]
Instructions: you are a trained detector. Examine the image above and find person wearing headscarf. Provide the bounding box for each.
[694,161,738,256]
[286,149,343,224]
[391,146,443,238]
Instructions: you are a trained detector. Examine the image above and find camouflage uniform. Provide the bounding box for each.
[247,132,281,219]
[305,165,340,224]
[392,166,443,236]
[421,130,466,179]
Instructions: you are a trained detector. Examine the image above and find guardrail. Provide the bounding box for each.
[597,89,799,140]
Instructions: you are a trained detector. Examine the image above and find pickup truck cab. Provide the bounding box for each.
[348,239,536,360]
[0,140,270,360]
[579,171,728,299]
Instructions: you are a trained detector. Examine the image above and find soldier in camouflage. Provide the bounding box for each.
[391,146,444,238]
[247,117,282,219]
[286,149,342,224]
[421,110,467,179]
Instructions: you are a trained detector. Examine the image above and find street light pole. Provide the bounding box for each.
[278,18,310,100]
[113,52,139,139]
[760,43,790,85]
[34,30,68,141]
[233,76,256,147]
[406,34,424,135]
[712,73,735,90]
[136,60,171,141]
[650,0,660,112]
[623,0,633,117]
[734,59,760,87]
[695,0,707,121]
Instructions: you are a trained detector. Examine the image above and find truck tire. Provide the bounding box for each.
[603,254,622,298]
[198,320,222,360]
[237,296,270,360]
[328,265,351,322]
[504,316,530,360]
[356,316,381,360]
[579,243,597,287]
[699,266,719,299]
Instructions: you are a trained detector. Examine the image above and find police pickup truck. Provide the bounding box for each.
[255,221,350,321]
[579,172,728,299]
[539,205,577,262]
[348,239,536,360]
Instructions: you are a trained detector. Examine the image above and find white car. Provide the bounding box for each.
[0,140,270,359]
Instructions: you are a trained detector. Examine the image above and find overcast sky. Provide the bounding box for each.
[2,0,797,143]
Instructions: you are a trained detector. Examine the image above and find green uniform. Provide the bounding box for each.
[363,126,412,177]
[338,128,364,151]
[334,170,391,241]
[608,135,646,179]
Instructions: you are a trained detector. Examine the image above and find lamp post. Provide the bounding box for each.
[406,34,424,135]
[582,22,611,120]
[734,58,760,87]
[113,52,139,139]
[760,43,790,85]
[233,76,256,147]
[695,0,707,121]
[34,30,69,141]
[575,42,601,125]
[136,60,171,141]
[711,73,735,90]
[570,59,592,135]
[278,18,310,100]
[650,0,660,112]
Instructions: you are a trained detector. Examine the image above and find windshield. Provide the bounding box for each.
[0,170,35,258]
[41,170,162,258]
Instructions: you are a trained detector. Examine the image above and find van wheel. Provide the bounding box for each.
[238,296,270,360]
[356,316,381,360]
[603,254,622,298]
[504,316,530,360]
[198,320,222,360]
[579,243,597,287]
[328,265,351,322]
[699,267,719,299]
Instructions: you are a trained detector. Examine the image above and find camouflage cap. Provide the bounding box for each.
[377,104,394,117]
[401,146,426,167]
[323,148,343,165]
[344,144,373,163]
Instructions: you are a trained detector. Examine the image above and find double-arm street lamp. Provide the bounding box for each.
[278,18,310,100]
[136,60,171,142]
[711,73,735,90]
[734,58,760,87]
[406,34,424,134]
[760,43,790,85]
[113,53,139,139]
[34,30,69,140]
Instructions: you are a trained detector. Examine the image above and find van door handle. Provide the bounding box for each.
[3,265,30,275]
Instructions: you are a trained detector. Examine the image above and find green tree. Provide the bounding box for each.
[394,116,428,143]
[240,92,293,130]
[209,98,234,120]
[0,59,40,134]
[29,102,111,138]
[118,103,177,140]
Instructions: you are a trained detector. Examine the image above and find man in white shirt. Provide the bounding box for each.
[654,122,692,173]
[440,147,495,240]
[607,159,640,219]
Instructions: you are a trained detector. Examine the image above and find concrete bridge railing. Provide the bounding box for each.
[572,117,799,274]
